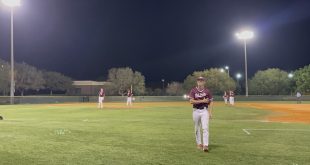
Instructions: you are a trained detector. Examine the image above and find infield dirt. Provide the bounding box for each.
[238,103,310,124]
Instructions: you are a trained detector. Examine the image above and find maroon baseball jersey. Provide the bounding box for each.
[189,87,213,109]
[127,92,133,97]
[229,91,235,97]
[99,90,105,97]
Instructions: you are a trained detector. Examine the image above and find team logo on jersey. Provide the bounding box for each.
[195,92,206,98]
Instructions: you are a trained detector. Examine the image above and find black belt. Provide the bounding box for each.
[195,107,208,110]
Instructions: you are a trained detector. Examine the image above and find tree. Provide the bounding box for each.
[15,62,45,96]
[249,68,291,95]
[145,87,154,96]
[0,59,10,95]
[43,71,73,95]
[183,68,236,95]
[294,64,310,94]
[107,67,145,95]
[166,82,185,96]
[153,88,163,96]
[132,71,145,95]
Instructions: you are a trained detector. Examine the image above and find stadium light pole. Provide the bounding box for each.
[161,79,165,90]
[236,73,242,83]
[0,65,4,82]
[225,66,230,76]
[236,30,254,97]
[2,0,20,104]
[288,73,294,95]
[235,73,242,94]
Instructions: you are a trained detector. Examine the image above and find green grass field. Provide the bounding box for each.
[0,102,310,165]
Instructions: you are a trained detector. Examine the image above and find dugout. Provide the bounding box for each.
[72,81,111,96]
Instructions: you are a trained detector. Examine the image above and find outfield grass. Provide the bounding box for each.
[0,102,310,165]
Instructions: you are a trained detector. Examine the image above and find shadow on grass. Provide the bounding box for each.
[209,144,222,151]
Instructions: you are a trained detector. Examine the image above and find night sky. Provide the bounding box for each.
[1,0,310,84]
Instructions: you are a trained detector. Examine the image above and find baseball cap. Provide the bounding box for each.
[196,76,205,81]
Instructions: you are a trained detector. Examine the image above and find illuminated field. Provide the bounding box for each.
[0,101,309,165]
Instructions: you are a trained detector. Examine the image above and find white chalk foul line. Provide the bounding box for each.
[242,129,310,135]
[242,129,251,135]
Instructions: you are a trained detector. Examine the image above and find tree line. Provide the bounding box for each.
[104,65,310,96]
[165,65,310,96]
[0,59,73,96]
[1,57,309,96]
[249,66,309,95]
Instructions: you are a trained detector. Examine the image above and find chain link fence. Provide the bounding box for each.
[0,95,309,105]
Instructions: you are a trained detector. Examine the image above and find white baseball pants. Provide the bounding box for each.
[229,97,234,105]
[193,108,209,146]
[223,97,228,104]
[127,97,132,106]
[98,97,104,108]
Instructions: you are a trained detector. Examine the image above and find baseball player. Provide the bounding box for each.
[223,91,228,104]
[296,91,302,104]
[126,89,133,106]
[98,88,105,109]
[189,76,213,152]
[229,90,235,105]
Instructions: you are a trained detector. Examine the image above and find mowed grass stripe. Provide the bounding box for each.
[0,102,309,165]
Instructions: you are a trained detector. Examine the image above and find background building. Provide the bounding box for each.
[72,81,110,95]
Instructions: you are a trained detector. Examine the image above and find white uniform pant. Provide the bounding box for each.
[127,97,132,106]
[229,97,234,105]
[193,108,209,146]
[223,97,228,104]
[98,97,104,108]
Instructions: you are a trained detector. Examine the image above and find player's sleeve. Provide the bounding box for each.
[189,89,194,100]
[208,90,213,102]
